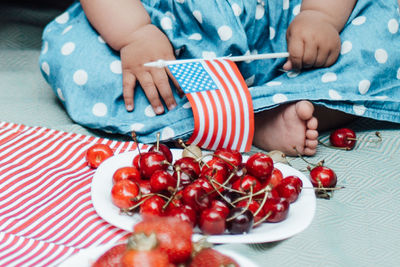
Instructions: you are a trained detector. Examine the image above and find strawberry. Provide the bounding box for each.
[122,232,170,267]
[190,248,239,267]
[133,216,193,264]
[92,243,126,267]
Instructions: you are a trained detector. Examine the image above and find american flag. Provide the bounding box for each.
[168,59,254,152]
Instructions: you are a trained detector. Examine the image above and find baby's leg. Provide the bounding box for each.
[253,101,356,156]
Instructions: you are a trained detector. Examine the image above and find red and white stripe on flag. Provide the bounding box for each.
[0,122,139,266]
[168,59,254,152]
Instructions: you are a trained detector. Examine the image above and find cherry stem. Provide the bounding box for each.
[131,131,141,155]
[294,147,324,167]
[227,186,253,222]
[317,139,351,151]
[231,185,271,204]
[156,132,160,151]
[211,154,238,172]
[301,186,345,191]
[204,175,236,208]
[253,211,272,227]
[253,186,271,217]
[163,167,181,210]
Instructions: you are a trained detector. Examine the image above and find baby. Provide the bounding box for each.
[39,0,400,155]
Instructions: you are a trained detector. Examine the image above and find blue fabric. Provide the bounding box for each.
[39,0,400,144]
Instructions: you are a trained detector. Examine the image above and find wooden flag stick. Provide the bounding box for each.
[144,52,290,68]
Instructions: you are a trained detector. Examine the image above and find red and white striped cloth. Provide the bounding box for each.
[0,122,139,266]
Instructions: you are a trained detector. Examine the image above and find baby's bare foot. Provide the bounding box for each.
[253,101,318,156]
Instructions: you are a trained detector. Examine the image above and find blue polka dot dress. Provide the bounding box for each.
[39,0,400,143]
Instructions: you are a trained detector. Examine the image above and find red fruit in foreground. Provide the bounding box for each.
[275,176,303,203]
[190,248,239,267]
[86,144,114,168]
[166,204,197,227]
[92,243,126,267]
[330,128,356,149]
[310,166,337,188]
[112,166,141,184]
[111,180,140,210]
[140,195,166,219]
[245,152,274,180]
[134,216,193,264]
[150,170,176,193]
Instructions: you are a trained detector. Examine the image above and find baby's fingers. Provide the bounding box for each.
[166,68,184,97]
[287,38,304,70]
[122,71,136,111]
[151,68,177,111]
[137,72,164,115]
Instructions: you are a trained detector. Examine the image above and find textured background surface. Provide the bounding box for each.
[1,2,400,266]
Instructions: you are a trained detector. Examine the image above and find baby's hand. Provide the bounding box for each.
[120,24,181,114]
[283,10,341,71]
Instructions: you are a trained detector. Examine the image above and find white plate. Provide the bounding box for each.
[91,149,316,244]
[58,242,259,267]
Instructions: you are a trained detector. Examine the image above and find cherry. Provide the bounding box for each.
[137,179,152,195]
[140,195,166,219]
[201,158,229,179]
[262,197,290,223]
[174,157,201,178]
[210,199,230,218]
[232,175,263,194]
[192,178,217,199]
[173,167,196,188]
[226,207,254,234]
[309,166,337,188]
[112,166,141,184]
[245,152,274,180]
[86,144,114,168]
[264,168,283,188]
[330,128,356,149]
[150,170,176,193]
[132,154,141,170]
[182,183,211,211]
[199,169,226,194]
[213,148,242,170]
[220,191,241,206]
[166,204,197,227]
[236,199,265,224]
[139,151,168,179]
[111,180,140,210]
[149,143,173,163]
[275,176,302,203]
[199,208,226,235]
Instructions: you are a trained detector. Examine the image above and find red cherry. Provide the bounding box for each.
[111,180,140,210]
[149,143,173,163]
[140,195,166,219]
[264,168,283,188]
[139,151,168,179]
[112,166,141,184]
[86,144,114,168]
[210,200,230,218]
[137,179,152,195]
[166,204,197,227]
[182,183,211,211]
[199,170,226,194]
[150,170,176,193]
[213,148,242,170]
[173,167,196,188]
[232,175,263,194]
[174,157,201,177]
[201,158,230,178]
[132,154,141,169]
[310,166,337,188]
[245,153,274,180]
[199,208,226,235]
[330,128,356,149]
[262,197,290,223]
[275,176,302,203]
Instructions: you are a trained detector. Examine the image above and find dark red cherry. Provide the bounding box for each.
[210,200,230,218]
[213,148,242,170]
[182,183,211,211]
[330,128,356,149]
[173,167,196,188]
[149,143,173,163]
[245,153,274,180]
[139,151,168,179]
[232,175,263,194]
[220,191,241,206]
[262,197,290,223]
[199,208,226,235]
[132,154,141,170]
[275,176,302,203]
[226,207,254,234]
[236,199,265,224]
[310,166,337,188]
